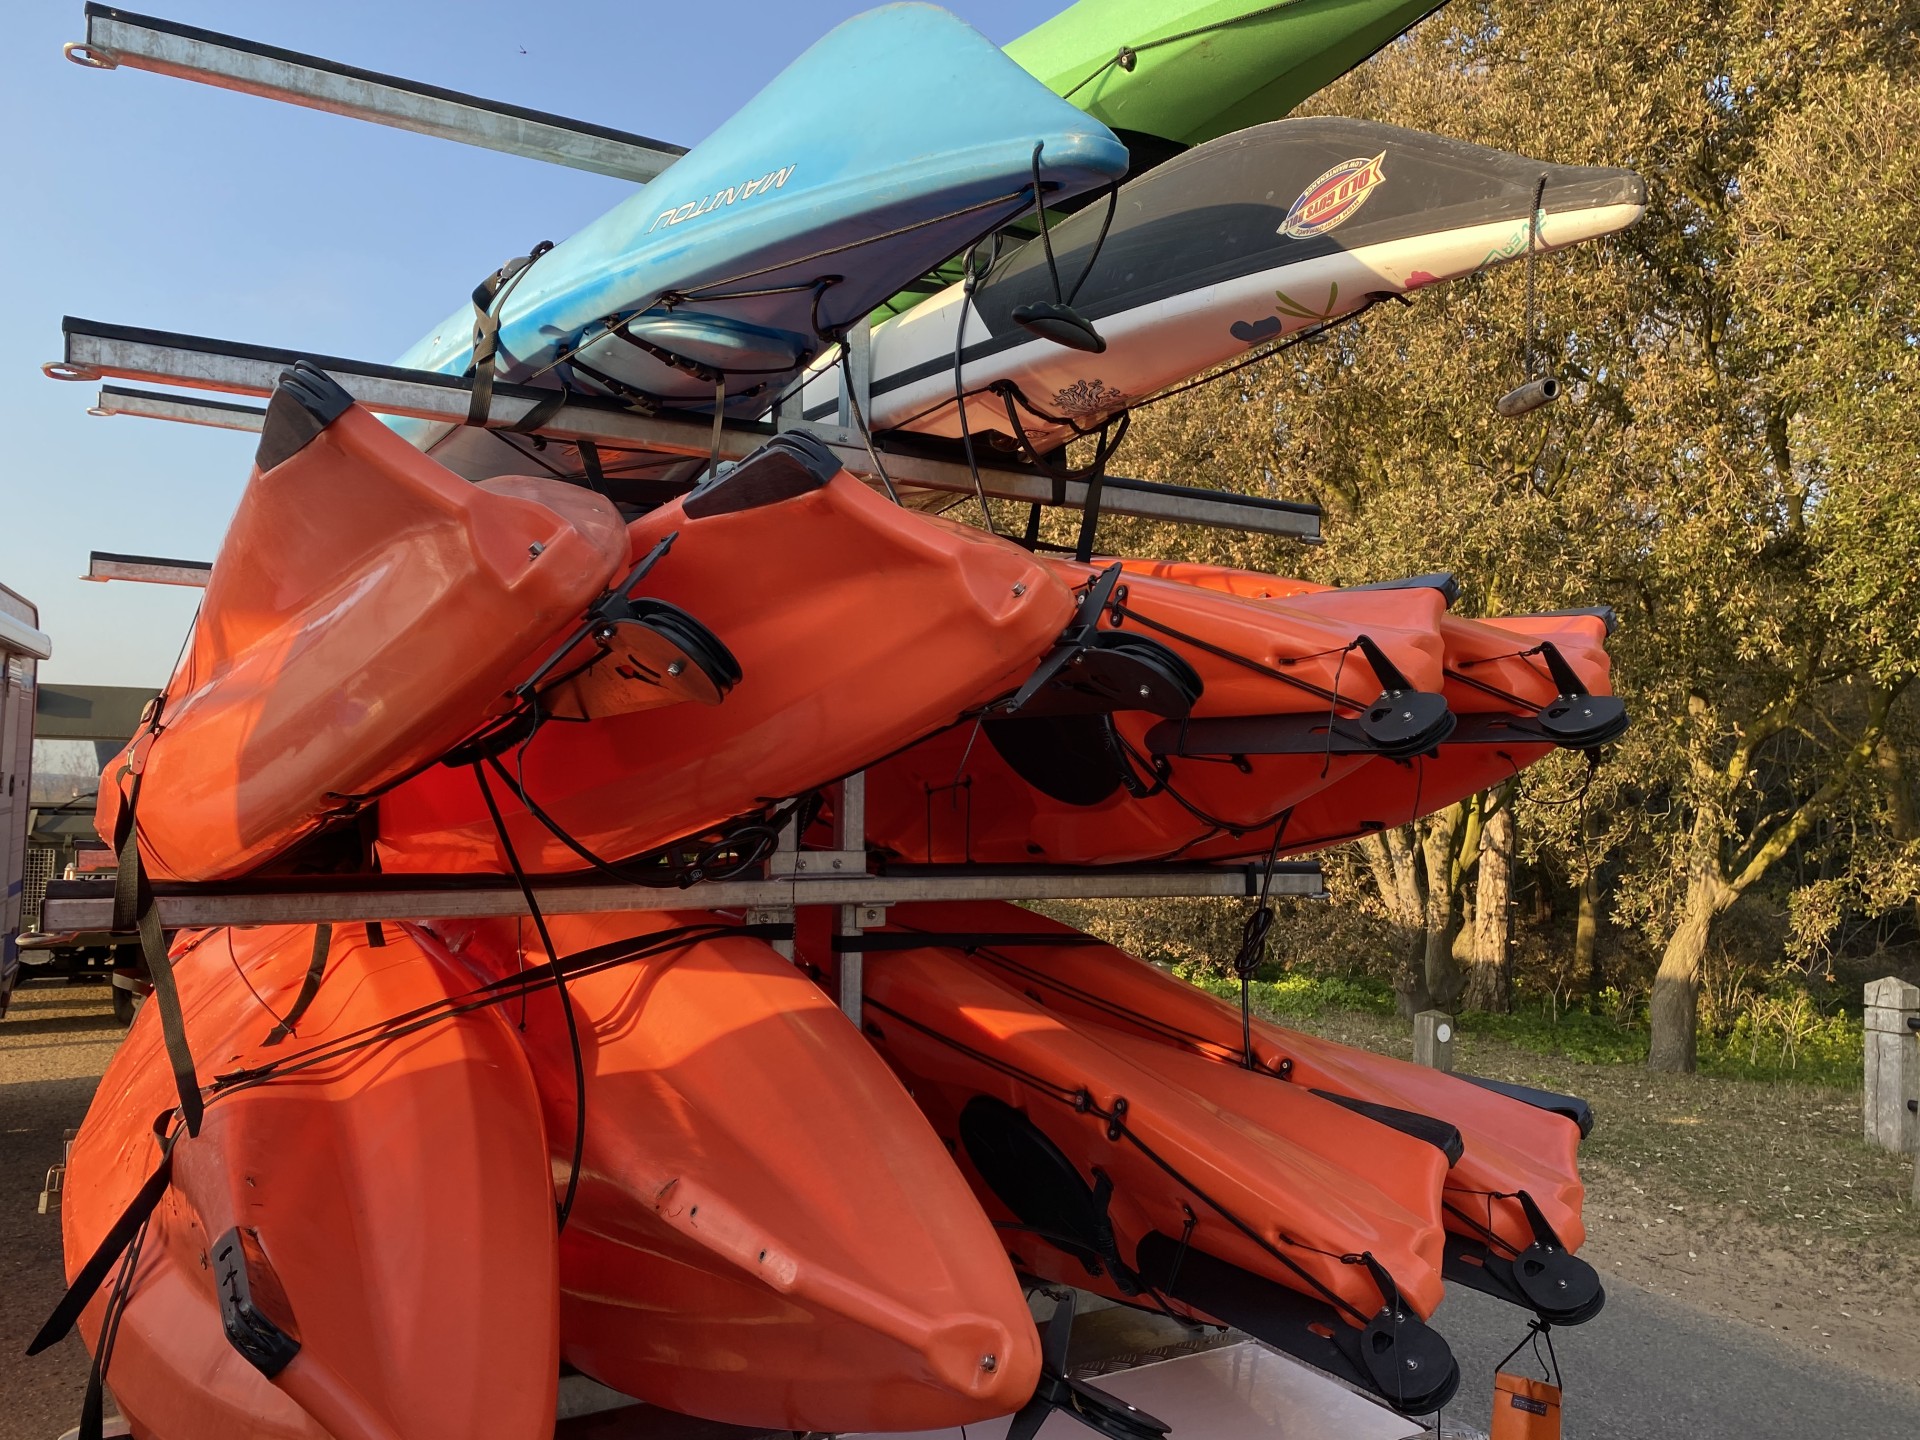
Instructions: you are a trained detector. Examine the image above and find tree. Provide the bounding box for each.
[1098,0,1920,1069]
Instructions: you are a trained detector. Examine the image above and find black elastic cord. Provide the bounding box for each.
[1030,142,1063,302]
[467,240,554,427]
[953,238,999,533]
[263,923,332,1046]
[838,339,902,504]
[473,762,586,1232]
[1496,1319,1562,1388]
[1233,813,1292,1068]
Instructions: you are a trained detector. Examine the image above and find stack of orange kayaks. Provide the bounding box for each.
[95,364,736,884]
[55,922,560,1440]
[792,910,1464,1413]
[863,564,1622,866]
[836,900,1606,1332]
[57,350,1624,1436]
[1123,563,1625,861]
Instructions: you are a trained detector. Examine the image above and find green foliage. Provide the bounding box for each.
[1073,0,1920,1062]
[1178,970,1398,1019]
[1200,967,1863,1084]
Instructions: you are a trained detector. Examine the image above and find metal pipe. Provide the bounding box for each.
[68,4,683,183]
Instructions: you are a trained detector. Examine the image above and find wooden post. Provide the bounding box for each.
[1414,1010,1455,1072]
[1864,977,1920,1153]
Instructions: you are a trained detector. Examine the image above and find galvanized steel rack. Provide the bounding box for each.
[44,4,1331,1008]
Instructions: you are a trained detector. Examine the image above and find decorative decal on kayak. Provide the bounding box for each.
[1229,284,1343,347]
[1474,209,1548,270]
[1052,378,1128,416]
[648,164,798,233]
[1279,153,1388,239]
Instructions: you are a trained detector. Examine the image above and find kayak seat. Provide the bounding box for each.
[618,311,810,380]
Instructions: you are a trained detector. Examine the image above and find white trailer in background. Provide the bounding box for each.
[0,583,52,1016]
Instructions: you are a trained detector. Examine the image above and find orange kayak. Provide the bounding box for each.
[810,915,1460,1413]
[59,922,558,1440]
[883,901,1604,1326]
[1125,565,1622,862]
[95,362,734,883]
[863,560,1454,865]
[376,443,1078,875]
[433,909,1041,1432]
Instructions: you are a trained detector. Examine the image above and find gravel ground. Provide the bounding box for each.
[1,980,125,1440]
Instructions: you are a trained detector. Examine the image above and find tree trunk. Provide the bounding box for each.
[1575,864,1602,995]
[1466,800,1515,1013]
[1648,831,1731,1072]
[1422,807,1466,1009]
[1371,827,1431,1018]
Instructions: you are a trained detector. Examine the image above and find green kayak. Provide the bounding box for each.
[872,0,1451,320]
[1006,0,1452,151]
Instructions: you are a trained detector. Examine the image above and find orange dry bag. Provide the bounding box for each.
[1491,1371,1562,1440]
[1492,1324,1564,1440]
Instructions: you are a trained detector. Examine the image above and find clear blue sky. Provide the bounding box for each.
[0,0,1052,686]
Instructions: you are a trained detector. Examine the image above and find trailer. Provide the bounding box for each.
[31,10,1518,1440]
[13,682,155,1021]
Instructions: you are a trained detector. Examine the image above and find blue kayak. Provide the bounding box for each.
[393,2,1127,453]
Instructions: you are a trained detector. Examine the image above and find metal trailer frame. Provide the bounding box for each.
[36,13,1423,1440]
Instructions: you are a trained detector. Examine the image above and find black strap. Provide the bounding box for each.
[109,750,203,1138]
[577,438,609,494]
[262,923,332,1046]
[28,1124,176,1356]
[467,241,554,427]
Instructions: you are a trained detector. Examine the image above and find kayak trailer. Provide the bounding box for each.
[34,10,1479,1440]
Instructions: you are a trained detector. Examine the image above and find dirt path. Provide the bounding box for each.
[1295,1005,1920,1390]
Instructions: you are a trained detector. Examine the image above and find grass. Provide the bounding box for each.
[1177,968,1865,1086]
[1238,992,1920,1274]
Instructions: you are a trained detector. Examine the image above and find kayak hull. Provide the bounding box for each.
[377,453,1076,875]
[393,2,1128,454]
[95,366,629,882]
[435,910,1041,1432]
[879,900,1588,1263]
[811,118,1645,448]
[825,921,1449,1324]
[864,559,1450,865]
[61,923,559,1440]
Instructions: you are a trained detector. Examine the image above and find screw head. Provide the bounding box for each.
[1138,685,1151,697]
[528,541,544,558]
[667,659,686,676]
[980,1353,998,1372]
[1012,582,1027,596]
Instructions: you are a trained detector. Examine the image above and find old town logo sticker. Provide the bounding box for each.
[1279,152,1388,239]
